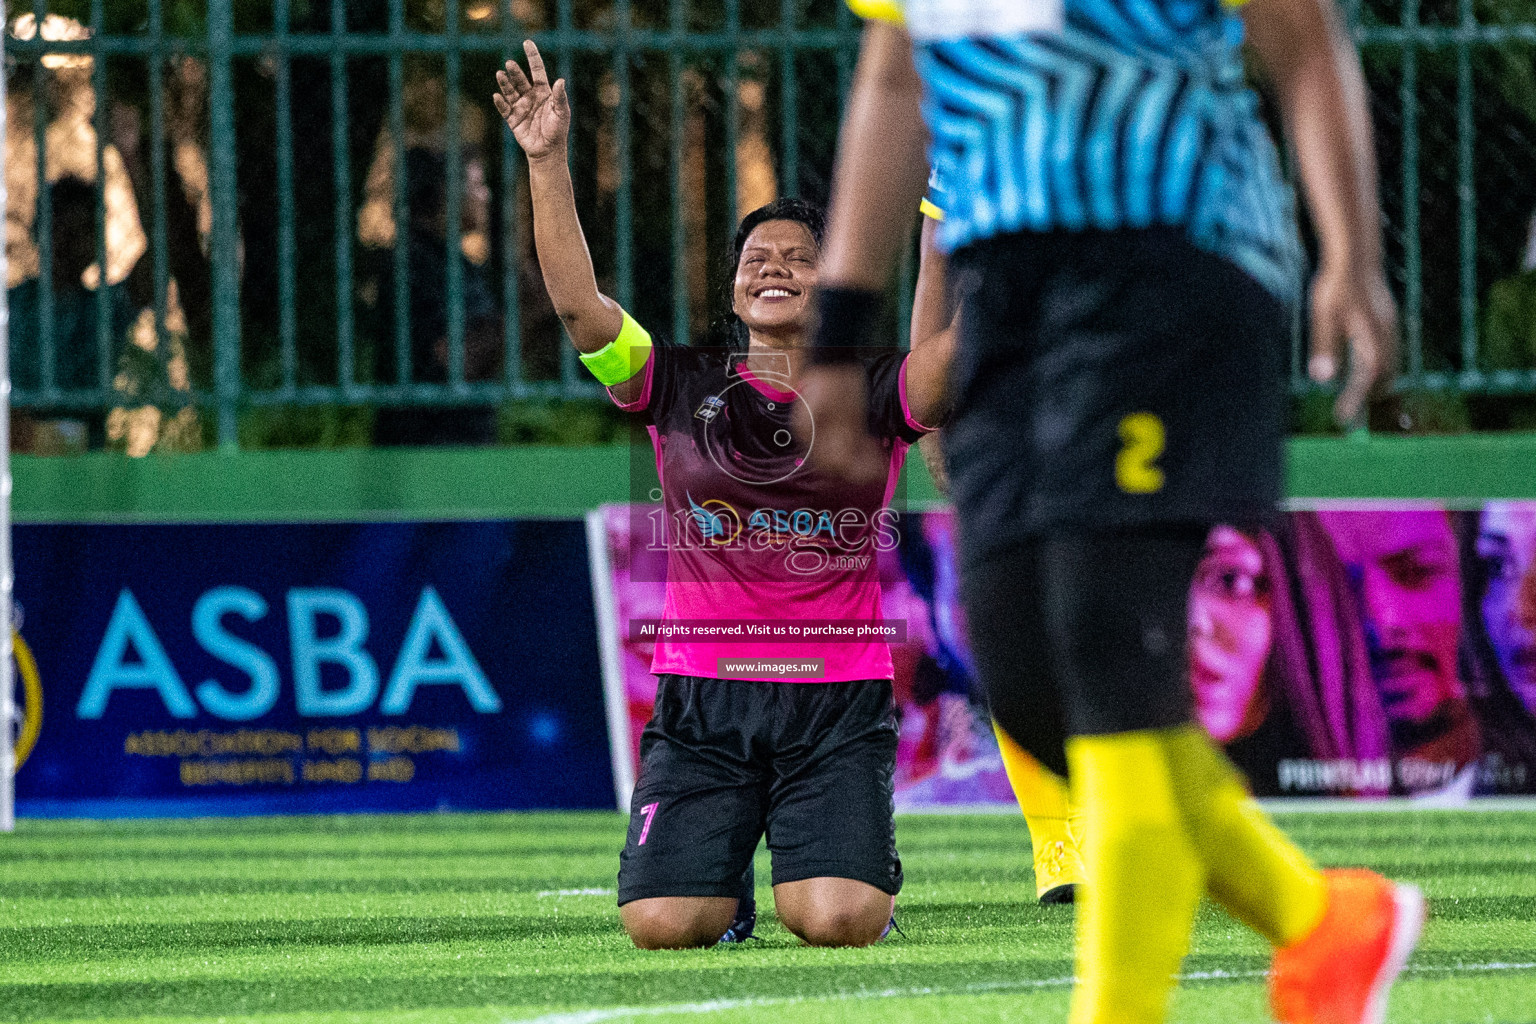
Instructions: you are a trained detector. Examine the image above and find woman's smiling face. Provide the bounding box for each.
[731,219,819,340]
[1190,526,1274,743]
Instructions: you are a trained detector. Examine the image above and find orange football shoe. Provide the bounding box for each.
[1270,869,1426,1024]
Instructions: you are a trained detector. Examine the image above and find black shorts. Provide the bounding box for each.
[944,228,1287,562]
[964,529,1207,776]
[617,675,902,905]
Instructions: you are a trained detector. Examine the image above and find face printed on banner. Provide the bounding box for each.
[1477,503,1536,716]
[1318,510,1466,728]
[1189,526,1273,744]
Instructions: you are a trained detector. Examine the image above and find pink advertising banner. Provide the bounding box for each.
[590,503,1536,809]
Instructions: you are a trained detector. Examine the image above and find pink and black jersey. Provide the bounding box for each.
[611,341,932,682]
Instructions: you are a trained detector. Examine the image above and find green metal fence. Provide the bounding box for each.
[5,0,1536,450]
[1349,0,1536,399]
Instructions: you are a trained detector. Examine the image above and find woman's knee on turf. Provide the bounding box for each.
[774,878,891,947]
[619,896,736,950]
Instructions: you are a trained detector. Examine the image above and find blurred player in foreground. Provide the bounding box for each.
[496,40,954,950]
[910,183,1085,904]
[800,1,1422,1022]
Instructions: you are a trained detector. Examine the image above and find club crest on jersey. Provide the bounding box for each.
[694,396,726,422]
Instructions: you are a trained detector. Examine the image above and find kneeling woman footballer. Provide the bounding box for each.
[495,41,954,950]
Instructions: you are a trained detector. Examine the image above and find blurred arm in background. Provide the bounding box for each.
[909,212,956,494]
[1243,0,1399,424]
[818,21,929,293]
[796,19,931,480]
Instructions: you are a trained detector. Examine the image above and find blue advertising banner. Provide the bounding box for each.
[12,521,613,816]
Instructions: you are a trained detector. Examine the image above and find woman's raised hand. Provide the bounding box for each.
[494,40,571,161]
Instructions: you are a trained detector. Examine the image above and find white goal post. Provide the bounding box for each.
[1,21,15,834]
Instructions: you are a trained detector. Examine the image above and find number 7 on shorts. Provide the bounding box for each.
[637,802,660,845]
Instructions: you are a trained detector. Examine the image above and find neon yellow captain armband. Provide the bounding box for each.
[846,0,905,24]
[919,197,946,222]
[579,310,653,386]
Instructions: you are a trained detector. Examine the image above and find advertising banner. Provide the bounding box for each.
[593,503,1536,807]
[12,521,615,816]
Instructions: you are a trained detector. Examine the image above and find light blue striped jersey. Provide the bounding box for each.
[857,0,1301,301]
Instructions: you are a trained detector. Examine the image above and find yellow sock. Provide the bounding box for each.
[994,722,1071,819]
[1067,731,1205,1024]
[993,722,1083,895]
[1161,726,1327,947]
[1067,796,1089,857]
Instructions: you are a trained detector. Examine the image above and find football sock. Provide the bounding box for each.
[1066,730,1204,1024]
[1160,726,1327,947]
[993,721,1081,891]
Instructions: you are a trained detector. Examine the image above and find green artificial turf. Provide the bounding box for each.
[1,810,1533,1024]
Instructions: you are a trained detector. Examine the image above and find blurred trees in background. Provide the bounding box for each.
[9,0,1536,444]
[1356,0,1536,428]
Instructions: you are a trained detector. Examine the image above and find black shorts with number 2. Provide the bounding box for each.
[943,227,1289,563]
[617,675,902,906]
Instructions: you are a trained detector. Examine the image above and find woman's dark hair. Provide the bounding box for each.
[1224,515,1392,795]
[712,197,825,350]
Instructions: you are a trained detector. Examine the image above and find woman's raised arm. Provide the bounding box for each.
[495,41,623,354]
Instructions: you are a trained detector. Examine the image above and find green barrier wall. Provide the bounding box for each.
[14,434,1536,523]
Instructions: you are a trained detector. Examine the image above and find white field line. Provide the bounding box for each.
[896,796,1536,815]
[1258,796,1536,813]
[535,888,616,898]
[503,961,1536,1024]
